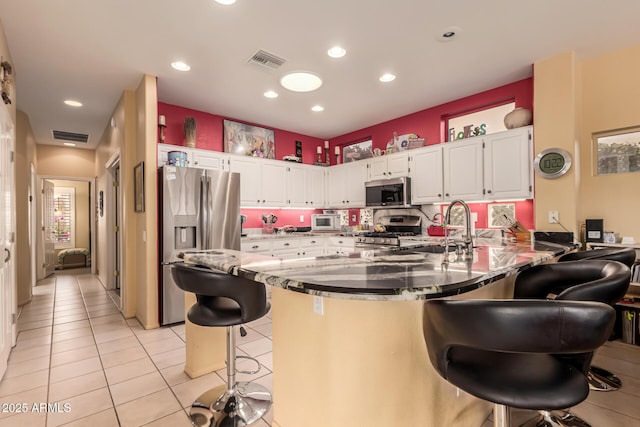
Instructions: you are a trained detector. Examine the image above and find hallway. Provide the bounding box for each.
[0,269,273,426]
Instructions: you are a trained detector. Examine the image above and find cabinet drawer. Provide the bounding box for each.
[272,239,299,250]
[241,241,272,252]
[298,238,323,248]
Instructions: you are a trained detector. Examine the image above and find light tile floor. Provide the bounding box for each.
[3,269,640,426]
[0,269,273,427]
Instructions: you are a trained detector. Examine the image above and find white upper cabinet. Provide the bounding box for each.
[228,156,262,206]
[305,167,325,208]
[157,144,227,171]
[229,156,287,207]
[442,136,484,202]
[258,159,287,207]
[409,145,444,204]
[192,149,227,171]
[286,163,307,206]
[326,161,366,207]
[483,126,533,200]
[368,151,410,180]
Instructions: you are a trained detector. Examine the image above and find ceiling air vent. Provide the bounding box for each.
[52,130,89,143]
[247,50,286,70]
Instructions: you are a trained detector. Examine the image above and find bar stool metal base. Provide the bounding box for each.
[190,382,272,427]
[520,410,590,427]
[588,365,621,391]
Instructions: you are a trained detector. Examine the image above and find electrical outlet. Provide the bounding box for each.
[299,215,304,223]
[548,211,559,224]
[313,296,324,315]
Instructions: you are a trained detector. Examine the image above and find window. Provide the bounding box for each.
[446,102,515,141]
[53,187,75,249]
[593,126,640,175]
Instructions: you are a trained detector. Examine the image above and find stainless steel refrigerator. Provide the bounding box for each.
[159,166,241,325]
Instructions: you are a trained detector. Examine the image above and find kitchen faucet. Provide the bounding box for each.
[443,200,473,258]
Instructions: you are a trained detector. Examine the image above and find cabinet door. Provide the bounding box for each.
[410,146,444,204]
[368,157,388,180]
[192,149,227,171]
[158,144,193,167]
[229,156,261,207]
[286,163,307,207]
[443,137,484,202]
[386,152,410,178]
[261,160,287,207]
[345,161,368,206]
[484,127,533,200]
[306,167,325,207]
[326,165,347,207]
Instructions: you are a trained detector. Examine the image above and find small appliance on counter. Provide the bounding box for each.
[311,213,341,231]
[586,218,604,243]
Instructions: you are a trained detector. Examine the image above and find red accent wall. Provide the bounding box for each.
[329,78,533,156]
[157,102,325,164]
[241,208,324,229]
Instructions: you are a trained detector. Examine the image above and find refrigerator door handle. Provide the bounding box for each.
[198,175,206,249]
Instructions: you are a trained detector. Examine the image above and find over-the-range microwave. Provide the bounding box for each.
[365,176,413,208]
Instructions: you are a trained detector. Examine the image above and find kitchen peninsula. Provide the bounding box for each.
[183,239,575,427]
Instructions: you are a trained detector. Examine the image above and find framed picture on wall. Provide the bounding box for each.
[343,139,373,162]
[223,119,275,159]
[134,161,145,213]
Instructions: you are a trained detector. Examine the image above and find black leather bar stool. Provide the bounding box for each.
[513,259,630,426]
[423,299,615,427]
[557,247,636,391]
[172,263,272,427]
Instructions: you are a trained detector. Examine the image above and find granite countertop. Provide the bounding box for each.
[182,239,576,301]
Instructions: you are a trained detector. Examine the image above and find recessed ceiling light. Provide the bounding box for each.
[171,61,191,71]
[280,71,323,92]
[379,73,396,83]
[214,0,236,4]
[264,90,279,99]
[437,26,462,42]
[327,46,346,58]
[311,105,324,112]
[63,142,76,147]
[64,99,82,107]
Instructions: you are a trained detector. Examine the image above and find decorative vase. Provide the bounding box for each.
[504,107,532,129]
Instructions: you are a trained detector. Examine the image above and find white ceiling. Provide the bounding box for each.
[2,0,640,150]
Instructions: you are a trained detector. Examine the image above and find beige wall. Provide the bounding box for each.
[535,46,640,242]
[578,45,640,240]
[14,111,37,305]
[50,180,90,257]
[135,75,158,329]
[37,145,96,178]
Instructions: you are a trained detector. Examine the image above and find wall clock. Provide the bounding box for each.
[534,148,572,179]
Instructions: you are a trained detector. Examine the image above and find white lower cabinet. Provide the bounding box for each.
[241,236,354,259]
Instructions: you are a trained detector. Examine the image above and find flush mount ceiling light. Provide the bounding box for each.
[214,0,236,4]
[327,46,346,58]
[63,142,76,147]
[264,90,279,99]
[311,105,324,112]
[280,71,323,92]
[437,26,462,42]
[171,61,191,71]
[379,73,396,83]
[64,99,82,107]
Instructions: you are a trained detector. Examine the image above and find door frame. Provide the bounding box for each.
[105,152,124,310]
[36,175,97,280]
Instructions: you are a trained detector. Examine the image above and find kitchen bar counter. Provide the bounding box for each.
[181,239,576,427]
[184,239,575,301]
